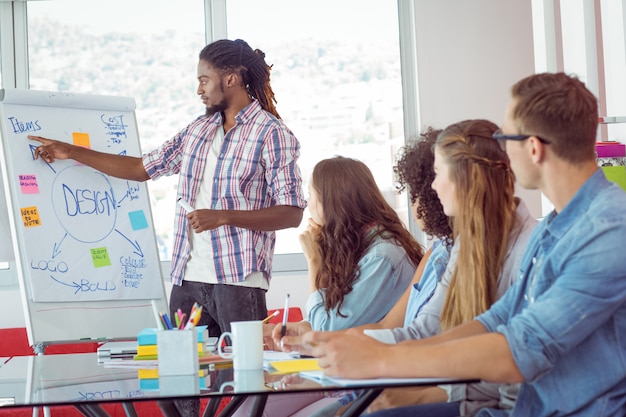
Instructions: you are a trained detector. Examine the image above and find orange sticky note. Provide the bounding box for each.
[21,206,41,228]
[72,132,91,148]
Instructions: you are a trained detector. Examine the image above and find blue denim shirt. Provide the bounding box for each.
[305,235,417,331]
[403,238,452,327]
[476,169,626,417]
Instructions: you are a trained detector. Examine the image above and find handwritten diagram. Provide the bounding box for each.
[0,92,163,302]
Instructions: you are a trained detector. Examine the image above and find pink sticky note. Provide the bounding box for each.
[19,174,39,194]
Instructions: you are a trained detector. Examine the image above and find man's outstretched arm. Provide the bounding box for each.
[28,135,149,182]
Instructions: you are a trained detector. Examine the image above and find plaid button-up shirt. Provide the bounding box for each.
[143,100,306,285]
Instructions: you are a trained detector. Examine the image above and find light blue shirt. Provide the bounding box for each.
[305,236,416,331]
[476,169,626,417]
[403,238,451,327]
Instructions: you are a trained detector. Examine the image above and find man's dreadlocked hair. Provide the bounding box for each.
[199,39,281,119]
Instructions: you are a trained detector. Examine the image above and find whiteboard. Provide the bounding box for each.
[0,88,167,346]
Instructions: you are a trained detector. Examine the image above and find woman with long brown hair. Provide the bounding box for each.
[233,156,423,417]
[302,155,424,329]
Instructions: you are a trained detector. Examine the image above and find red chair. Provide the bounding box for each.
[267,307,304,324]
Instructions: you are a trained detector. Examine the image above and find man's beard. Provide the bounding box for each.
[205,81,227,116]
[205,99,227,117]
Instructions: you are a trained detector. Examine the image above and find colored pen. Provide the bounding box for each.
[184,308,195,329]
[158,312,168,330]
[184,305,202,329]
[262,310,280,324]
[280,294,290,348]
[162,313,174,330]
[192,306,203,326]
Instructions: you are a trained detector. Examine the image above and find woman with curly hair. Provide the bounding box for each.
[368,126,454,332]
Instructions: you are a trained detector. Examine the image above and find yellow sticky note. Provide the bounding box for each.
[21,206,41,228]
[73,132,91,148]
[269,359,322,374]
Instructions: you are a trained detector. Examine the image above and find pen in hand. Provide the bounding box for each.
[280,293,290,349]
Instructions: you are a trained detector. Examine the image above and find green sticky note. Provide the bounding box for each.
[602,166,626,192]
[91,247,112,268]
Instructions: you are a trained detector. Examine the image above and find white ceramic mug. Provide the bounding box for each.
[219,369,266,393]
[217,320,263,370]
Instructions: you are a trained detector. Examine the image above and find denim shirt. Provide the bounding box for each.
[403,238,452,327]
[305,235,417,331]
[476,170,626,417]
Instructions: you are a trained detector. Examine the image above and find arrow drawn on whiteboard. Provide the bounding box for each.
[49,275,116,294]
[29,144,57,173]
[49,274,81,292]
[52,233,68,259]
[115,229,144,257]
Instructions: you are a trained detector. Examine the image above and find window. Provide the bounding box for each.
[25,0,408,262]
[27,0,206,259]
[225,0,408,254]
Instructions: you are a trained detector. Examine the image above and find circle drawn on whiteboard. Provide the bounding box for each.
[51,165,118,243]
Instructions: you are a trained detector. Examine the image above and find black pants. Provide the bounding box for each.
[169,280,268,337]
[170,281,268,417]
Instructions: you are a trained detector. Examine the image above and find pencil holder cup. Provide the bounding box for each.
[157,329,199,376]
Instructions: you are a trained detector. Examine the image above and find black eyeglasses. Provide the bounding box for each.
[492,129,551,147]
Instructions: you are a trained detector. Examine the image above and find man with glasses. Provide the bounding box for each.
[291,72,626,417]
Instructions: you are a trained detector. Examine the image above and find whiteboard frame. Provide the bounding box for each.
[0,88,168,350]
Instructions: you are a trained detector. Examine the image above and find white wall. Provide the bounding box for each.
[414,0,543,218]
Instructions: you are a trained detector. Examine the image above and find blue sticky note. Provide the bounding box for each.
[128,210,148,230]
